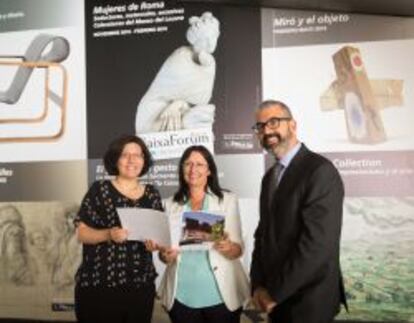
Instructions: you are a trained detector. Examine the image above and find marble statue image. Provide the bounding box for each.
[135,12,220,133]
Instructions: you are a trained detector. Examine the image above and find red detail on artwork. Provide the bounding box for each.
[353,55,363,67]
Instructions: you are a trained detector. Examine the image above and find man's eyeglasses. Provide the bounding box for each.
[251,117,291,133]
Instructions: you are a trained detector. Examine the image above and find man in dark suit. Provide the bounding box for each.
[250,100,347,323]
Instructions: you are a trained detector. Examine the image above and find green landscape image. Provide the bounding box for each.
[338,197,414,322]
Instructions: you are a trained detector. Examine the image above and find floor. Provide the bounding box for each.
[0,301,360,323]
[152,300,260,322]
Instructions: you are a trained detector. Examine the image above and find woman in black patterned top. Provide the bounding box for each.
[74,135,162,323]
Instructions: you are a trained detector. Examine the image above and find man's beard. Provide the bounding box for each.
[262,132,292,157]
[262,133,282,150]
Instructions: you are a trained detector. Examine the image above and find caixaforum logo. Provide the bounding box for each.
[140,128,214,160]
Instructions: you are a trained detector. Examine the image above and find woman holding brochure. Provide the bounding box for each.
[73,134,162,323]
[158,145,250,323]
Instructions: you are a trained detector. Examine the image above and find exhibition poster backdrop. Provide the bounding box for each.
[0,0,88,200]
[0,1,413,322]
[85,2,264,298]
[0,0,86,321]
[85,0,261,158]
[85,0,262,200]
[262,8,414,321]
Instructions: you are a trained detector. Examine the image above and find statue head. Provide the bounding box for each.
[186,12,220,54]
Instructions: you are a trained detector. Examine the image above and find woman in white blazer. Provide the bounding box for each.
[158,145,250,323]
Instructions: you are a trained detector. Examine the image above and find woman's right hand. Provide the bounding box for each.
[159,247,179,264]
[109,227,128,243]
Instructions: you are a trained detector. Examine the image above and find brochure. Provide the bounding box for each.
[179,211,225,246]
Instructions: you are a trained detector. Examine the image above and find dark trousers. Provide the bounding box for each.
[169,299,242,323]
[268,307,334,323]
[75,285,155,323]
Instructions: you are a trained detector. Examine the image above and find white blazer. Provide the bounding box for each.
[158,191,250,311]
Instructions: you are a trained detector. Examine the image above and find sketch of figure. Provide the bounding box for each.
[27,227,54,284]
[135,12,220,133]
[51,205,81,289]
[0,205,33,285]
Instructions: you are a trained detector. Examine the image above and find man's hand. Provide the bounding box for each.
[253,287,277,313]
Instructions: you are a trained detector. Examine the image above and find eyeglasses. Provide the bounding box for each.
[120,153,144,160]
[251,117,291,133]
[183,162,208,169]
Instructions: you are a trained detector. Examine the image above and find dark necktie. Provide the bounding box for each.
[268,162,284,210]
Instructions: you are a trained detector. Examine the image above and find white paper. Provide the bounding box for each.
[117,208,171,247]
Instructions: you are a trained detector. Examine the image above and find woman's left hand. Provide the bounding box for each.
[144,239,161,252]
[213,233,242,259]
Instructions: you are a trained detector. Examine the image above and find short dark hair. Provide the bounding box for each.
[103,134,153,176]
[174,145,223,203]
[257,100,293,118]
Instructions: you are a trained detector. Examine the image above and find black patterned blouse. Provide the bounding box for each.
[74,180,163,290]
